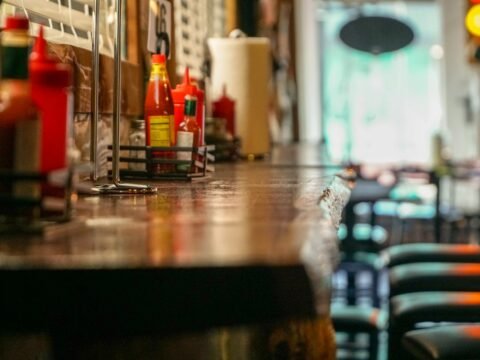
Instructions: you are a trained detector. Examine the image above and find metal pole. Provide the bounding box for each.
[112,0,122,186]
[434,172,442,243]
[90,0,100,181]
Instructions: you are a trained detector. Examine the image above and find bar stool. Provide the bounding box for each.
[388,291,480,360]
[393,203,463,243]
[335,223,388,306]
[338,178,392,307]
[402,324,480,360]
[331,306,386,360]
[381,243,480,268]
[383,245,480,358]
[334,224,388,307]
[388,262,480,297]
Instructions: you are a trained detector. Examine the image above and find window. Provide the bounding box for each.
[1,0,124,57]
[320,2,443,165]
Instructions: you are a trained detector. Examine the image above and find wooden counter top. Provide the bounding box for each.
[0,145,351,336]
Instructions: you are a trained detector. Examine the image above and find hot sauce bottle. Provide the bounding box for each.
[0,16,33,128]
[172,67,205,145]
[144,54,174,174]
[1,16,30,80]
[0,16,41,215]
[176,95,200,173]
[29,26,73,173]
[212,84,236,139]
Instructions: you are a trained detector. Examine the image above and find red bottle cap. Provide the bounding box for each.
[4,16,29,31]
[214,85,235,106]
[172,67,196,103]
[30,26,51,62]
[152,54,167,64]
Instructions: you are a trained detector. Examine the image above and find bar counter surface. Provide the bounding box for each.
[0,145,351,359]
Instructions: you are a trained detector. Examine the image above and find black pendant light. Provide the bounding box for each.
[339,15,415,55]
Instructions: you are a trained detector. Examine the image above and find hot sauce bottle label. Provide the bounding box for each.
[176,131,194,172]
[177,131,194,158]
[149,115,172,147]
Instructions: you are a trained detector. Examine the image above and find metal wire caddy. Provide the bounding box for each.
[0,167,74,235]
[107,145,215,181]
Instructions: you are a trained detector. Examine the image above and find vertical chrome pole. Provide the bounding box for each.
[90,0,100,181]
[96,0,156,195]
[112,0,122,186]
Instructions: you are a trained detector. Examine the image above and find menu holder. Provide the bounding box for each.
[107,145,215,181]
[0,167,74,235]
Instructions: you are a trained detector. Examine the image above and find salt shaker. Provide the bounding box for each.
[129,119,146,171]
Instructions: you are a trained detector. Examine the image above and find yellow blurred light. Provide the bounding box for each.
[466,5,480,36]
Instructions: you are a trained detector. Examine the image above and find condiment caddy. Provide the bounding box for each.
[107,144,215,181]
[0,167,75,235]
[109,54,215,182]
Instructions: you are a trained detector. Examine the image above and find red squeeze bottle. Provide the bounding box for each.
[212,85,236,138]
[172,67,205,145]
[29,26,73,172]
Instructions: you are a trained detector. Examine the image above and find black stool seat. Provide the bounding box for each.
[391,291,480,329]
[389,262,480,297]
[389,292,480,360]
[331,306,386,333]
[382,243,480,268]
[403,324,480,360]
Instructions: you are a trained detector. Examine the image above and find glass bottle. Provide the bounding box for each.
[0,16,40,214]
[0,16,33,127]
[1,16,30,80]
[172,67,206,145]
[144,54,174,174]
[129,119,146,171]
[176,95,200,173]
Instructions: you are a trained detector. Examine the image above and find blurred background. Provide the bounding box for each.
[297,1,476,164]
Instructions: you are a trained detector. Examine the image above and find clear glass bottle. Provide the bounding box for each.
[177,95,200,173]
[129,119,146,171]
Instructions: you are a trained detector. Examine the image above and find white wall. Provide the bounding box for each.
[440,0,480,213]
[441,0,479,160]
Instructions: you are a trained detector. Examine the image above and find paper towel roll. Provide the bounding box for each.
[208,37,271,156]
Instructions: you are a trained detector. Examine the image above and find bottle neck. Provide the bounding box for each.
[2,30,30,47]
[150,63,170,82]
[184,98,197,118]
